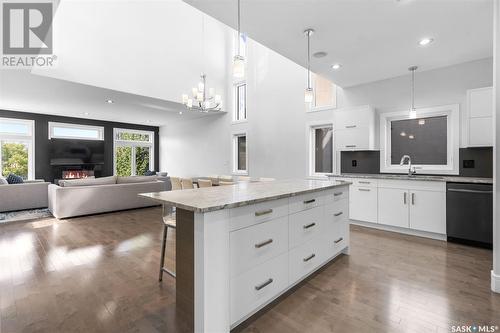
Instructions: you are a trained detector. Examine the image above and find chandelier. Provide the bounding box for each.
[181,73,222,112]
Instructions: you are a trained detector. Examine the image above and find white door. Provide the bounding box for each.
[378,188,409,228]
[409,190,446,234]
[349,186,377,223]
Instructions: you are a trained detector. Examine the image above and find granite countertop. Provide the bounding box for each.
[327,173,493,184]
[139,179,351,213]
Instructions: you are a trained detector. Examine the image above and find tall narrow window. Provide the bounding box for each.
[114,129,154,176]
[233,133,247,174]
[0,118,35,179]
[234,82,247,121]
[310,124,333,175]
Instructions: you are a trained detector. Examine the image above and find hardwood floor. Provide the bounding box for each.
[0,207,498,333]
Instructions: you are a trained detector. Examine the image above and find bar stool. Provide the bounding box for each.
[159,204,176,281]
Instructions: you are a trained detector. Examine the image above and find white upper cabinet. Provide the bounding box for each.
[334,105,376,151]
[466,87,493,147]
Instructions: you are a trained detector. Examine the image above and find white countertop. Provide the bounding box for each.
[139,179,350,213]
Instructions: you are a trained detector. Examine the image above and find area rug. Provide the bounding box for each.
[0,208,53,224]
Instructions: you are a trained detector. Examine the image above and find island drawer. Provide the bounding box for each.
[289,192,324,215]
[289,206,324,249]
[323,207,348,258]
[229,198,289,231]
[323,187,348,205]
[289,237,325,285]
[230,216,289,277]
[230,252,288,325]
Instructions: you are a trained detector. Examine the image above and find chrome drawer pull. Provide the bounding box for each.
[255,278,273,291]
[358,181,371,184]
[254,239,273,249]
[411,192,415,205]
[345,125,357,129]
[334,212,343,217]
[255,209,273,217]
[345,145,357,148]
[333,192,343,196]
[303,199,316,204]
[303,253,316,262]
[358,188,371,192]
[303,222,316,230]
[334,237,344,244]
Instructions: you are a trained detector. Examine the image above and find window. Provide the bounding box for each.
[309,73,337,111]
[114,129,154,176]
[0,118,35,179]
[309,124,334,176]
[49,122,104,140]
[380,104,459,174]
[234,82,247,121]
[232,133,247,175]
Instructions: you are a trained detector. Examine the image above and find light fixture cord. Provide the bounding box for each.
[411,68,415,110]
[307,31,311,89]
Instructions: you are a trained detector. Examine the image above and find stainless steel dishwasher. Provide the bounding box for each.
[446,182,493,249]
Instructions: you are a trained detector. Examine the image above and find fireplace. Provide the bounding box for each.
[61,170,95,179]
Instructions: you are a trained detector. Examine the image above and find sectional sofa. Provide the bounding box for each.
[0,180,50,213]
[48,175,170,219]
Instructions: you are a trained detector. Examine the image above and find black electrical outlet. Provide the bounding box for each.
[352,160,357,167]
[463,160,475,168]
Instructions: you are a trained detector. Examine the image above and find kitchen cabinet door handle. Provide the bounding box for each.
[411,193,415,205]
[345,145,357,148]
[255,239,273,248]
[358,188,371,192]
[358,181,371,184]
[334,237,344,244]
[345,125,357,129]
[334,212,343,217]
[447,189,493,194]
[333,192,343,196]
[403,192,407,204]
[303,199,316,204]
[255,209,273,217]
[255,278,273,291]
[303,222,316,230]
[303,253,316,262]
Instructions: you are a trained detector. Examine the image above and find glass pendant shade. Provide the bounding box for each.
[304,87,314,103]
[233,55,245,78]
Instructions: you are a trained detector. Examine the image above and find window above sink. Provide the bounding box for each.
[380,104,459,175]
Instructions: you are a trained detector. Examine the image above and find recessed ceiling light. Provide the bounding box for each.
[105,99,114,104]
[313,51,328,58]
[179,111,183,115]
[418,38,434,46]
[331,63,342,70]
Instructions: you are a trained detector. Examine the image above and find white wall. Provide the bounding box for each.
[492,0,499,294]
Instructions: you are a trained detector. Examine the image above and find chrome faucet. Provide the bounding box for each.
[400,155,416,176]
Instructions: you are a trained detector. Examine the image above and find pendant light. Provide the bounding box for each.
[233,0,245,78]
[408,66,418,119]
[304,29,315,104]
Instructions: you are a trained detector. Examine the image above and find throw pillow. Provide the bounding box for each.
[6,174,24,184]
[0,177,8,185]
[144,170,156,176]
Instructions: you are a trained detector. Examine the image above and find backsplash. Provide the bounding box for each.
[340,151,380,174]
[340,148,492,178]
[459,147,492,178]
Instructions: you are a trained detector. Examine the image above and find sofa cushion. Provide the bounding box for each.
[6,174,24,184]
[117,175,158,184]
[59,176,116,187]
[0,177,8,185]
[144,170,156,176]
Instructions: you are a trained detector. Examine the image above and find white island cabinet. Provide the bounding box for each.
[140,179,350,332]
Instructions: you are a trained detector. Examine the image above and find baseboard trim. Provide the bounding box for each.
[350,220,447,241]
[492,270,500,293]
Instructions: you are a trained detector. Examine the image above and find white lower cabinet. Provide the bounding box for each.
[350,186,377,223]
[408,190,446,234]
[377,188,409,228]
[229,188,350,326]
[230,253,289,324]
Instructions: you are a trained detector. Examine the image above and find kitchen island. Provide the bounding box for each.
[140,179,351,332]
